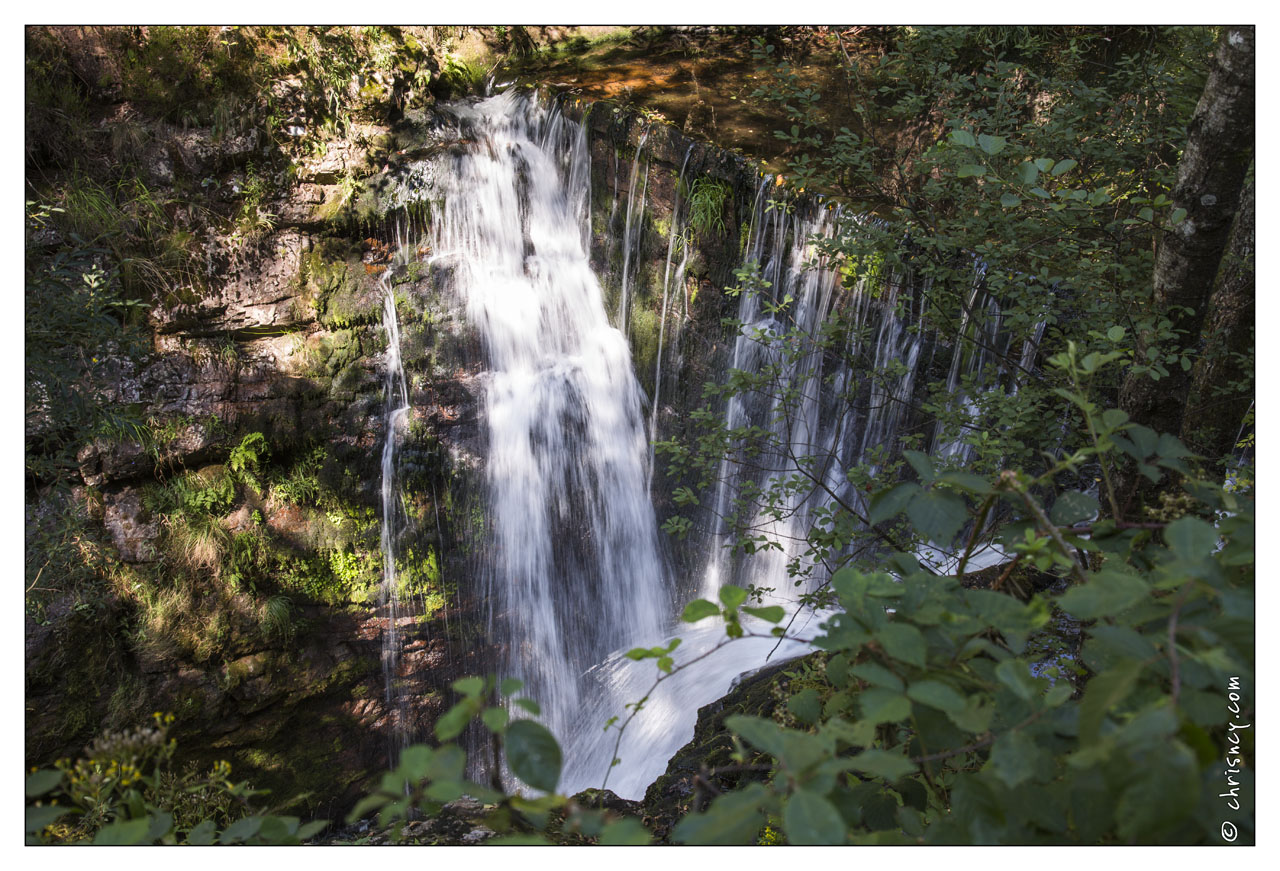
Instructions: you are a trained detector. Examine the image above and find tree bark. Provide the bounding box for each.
[1180,175,1254,469]
[1116,26,1254,513]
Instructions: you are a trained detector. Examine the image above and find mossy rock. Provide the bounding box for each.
[304,241,382,330]
[315,329,362,376]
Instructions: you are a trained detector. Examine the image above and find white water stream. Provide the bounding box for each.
[429,94,671,760]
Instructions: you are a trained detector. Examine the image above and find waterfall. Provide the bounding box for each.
[428,92,669,752]
[617,127,650,336]
[378,257,411,758]
[398,93,1036,799]
[650,144,695,451]
[700,191,930,603]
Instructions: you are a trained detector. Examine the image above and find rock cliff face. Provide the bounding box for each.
[26,79,769,814]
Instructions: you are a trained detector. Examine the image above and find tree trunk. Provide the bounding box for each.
[1116,26,1254,514]
[1180,175,1254,469]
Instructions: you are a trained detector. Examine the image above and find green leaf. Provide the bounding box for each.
[296,819,329,841]
[727,715,786,758]
[1129,424,1158,457]
[1051,158,1078,176]
[718,585,748,610]
[1116,702,1178,747]
[978,134,1006,155]
[1165,515,1218,559]
[1101,408,1129,428]
[742,604,785,623]
[728,715,834,774]
[906,489,967,542]
[824,716,877,749]
[347,793,391,823]
[26,769,62,798]
[1084,625,1159,673]
[850,661,904,692]
[1033,157,1055,172]
[937,471,992,494]
[95,817,154,845]
[868,482,919,524]
[1050,491,1099,525]
[907,679,967,713]
[859,687,912,724]
[599,817,652,845]
[219,815,264,844]
[877,623,927,668]
[1016,162,1039,184]
[673,782,769,845]
[396,744,434,781]
[254,815,296,844]
[826,653,852,689]
[948,695,994,733]
[903,449,937,483]
[950,129,976,148]
[1170,207,1187,225]
[514,697,541,716]
[452,676,485,697]
[850,749,915,782]
[1079,659,1144,743]
[185,819,217,845]
[988,730,1041,788]
[1000,192,1021,208]
[434,701,473,741]
[482,706,509,733]
[682,598,721,622]
[788,688,823,725]
[957,164,987,178]
[995,659,1041,702]
[888,551,922,575]
[1115,743,1199,840]
[505,719,562,793]
[26,804,70,834]
[1059,570,1150,619]
[499,678,524,697]
[425,780,465,802]
[1106,325,1126,342]
[784,790,846,844]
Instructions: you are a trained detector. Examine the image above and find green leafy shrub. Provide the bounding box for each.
[685,178,731,238]
[26,713,324,845]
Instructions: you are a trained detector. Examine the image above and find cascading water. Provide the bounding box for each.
[649,145,695,451]
[385,93,1039,799]
[378,246,412,758]
[428,93,669,754]
[700,186,931,604]
[617,127,650,337]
